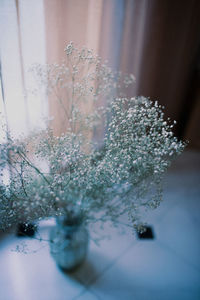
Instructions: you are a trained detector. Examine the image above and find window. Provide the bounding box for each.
[0,0,47,138]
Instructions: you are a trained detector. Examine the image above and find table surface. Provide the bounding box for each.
[0,150,200,300]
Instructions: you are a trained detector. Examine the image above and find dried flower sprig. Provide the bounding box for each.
[31,41,135,136]
[0,43,186,233]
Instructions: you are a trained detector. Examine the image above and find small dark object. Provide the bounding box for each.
[137,226,154,239]
[16,223,37,237]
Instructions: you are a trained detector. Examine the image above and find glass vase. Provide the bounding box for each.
[49,215,89,271]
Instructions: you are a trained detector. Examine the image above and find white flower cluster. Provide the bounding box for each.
[103,97,186,227]
[0,44,186,232]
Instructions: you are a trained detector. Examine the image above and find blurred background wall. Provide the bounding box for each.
[1,0,200,148]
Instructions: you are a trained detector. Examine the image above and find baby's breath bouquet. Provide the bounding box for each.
[0,43,186,233]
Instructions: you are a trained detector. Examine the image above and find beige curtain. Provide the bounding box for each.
[44,0,200,148]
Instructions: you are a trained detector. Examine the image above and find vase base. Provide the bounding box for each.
[58,259,85,273]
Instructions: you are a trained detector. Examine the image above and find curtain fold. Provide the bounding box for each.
[103,0,200,146]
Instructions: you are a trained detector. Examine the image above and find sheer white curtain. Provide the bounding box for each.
[0,0,47,140]
[1,0,200,148]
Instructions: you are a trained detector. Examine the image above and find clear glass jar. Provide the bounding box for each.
[49,215,89,271]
